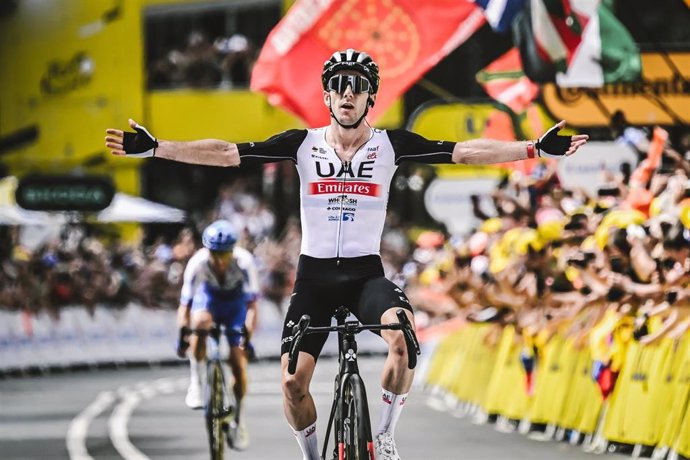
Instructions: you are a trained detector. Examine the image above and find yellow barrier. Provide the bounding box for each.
[528,333,569,425]
[424,313,690,454]
[450,324,500,406]
[670,332,690,456]
[558,340,603,434]
[482,325,531,419]
[603,339,674,445]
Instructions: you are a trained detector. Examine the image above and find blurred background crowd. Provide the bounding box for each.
[3,117,690,347]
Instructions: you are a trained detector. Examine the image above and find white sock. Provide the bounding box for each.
[189,357,206,387]
[292,421,320,460]
[377,389,408,435]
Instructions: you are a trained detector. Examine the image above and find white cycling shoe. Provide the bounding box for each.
[184,382,204,410]
[375,432,400,460]
[227,420,250,451]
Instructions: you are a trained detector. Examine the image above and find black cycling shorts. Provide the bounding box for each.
[280,255,413,359]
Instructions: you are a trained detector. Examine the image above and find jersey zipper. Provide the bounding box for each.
[335,159,349,265]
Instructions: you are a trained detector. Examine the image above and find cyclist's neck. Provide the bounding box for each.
[325,123,372,160]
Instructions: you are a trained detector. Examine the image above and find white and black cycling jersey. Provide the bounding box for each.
[237,127,455,258]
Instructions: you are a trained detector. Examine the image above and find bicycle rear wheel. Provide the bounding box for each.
[205,362,226,460]
[337,374,374,460]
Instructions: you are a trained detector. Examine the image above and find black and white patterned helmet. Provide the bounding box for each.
[321,49,380,94]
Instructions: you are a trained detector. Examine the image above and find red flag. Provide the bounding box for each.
[251,0,485,128]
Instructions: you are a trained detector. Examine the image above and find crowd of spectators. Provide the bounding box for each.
[148,30,256,90]
[402,123,690,357]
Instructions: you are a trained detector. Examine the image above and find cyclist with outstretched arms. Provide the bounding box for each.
[176,219,259,450]
[106,48,588,459]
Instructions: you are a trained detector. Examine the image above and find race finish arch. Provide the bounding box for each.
[542,52,690,127]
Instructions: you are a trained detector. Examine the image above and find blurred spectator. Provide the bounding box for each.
[148,31,256,90]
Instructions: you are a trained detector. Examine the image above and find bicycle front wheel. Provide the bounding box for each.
[338,374,374,460]
[205,362,226,460]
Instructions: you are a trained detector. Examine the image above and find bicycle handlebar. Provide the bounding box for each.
[287,315,311,375]
[287,309,420,375]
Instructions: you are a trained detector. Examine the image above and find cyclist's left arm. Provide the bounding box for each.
[390,120,588,165]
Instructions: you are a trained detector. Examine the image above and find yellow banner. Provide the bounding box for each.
[542,52,690,127]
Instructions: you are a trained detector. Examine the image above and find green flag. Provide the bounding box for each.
[556,1,641,87]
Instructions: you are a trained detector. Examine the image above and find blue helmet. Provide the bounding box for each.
[202,220,237,251]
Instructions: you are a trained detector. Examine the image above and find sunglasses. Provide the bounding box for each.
[326,74,372,94]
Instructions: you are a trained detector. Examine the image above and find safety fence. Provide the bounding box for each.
[423,321,690,458]
[0,302,388,374]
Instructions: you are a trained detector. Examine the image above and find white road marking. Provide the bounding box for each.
[66,391,116,460]
[67,373,338,460]
[109,385,149,460]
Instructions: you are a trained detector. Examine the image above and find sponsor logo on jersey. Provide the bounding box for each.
[328,197,358,205]
[310,180,379,196]
[366,146,379,160]
[382,394,393,405]
[311,154,329,160]
[342,212,355,221]
[327,206,356,211]
[305,425,316,437]
[315,160,375,179]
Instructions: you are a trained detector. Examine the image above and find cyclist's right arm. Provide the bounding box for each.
[105,119,306,166]
[176,250,205,357]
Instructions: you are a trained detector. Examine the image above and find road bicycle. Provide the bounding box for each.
[198,324,237,460]
[288,307,420,460]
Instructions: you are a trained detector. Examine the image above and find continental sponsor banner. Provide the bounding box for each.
[542,52,690,127]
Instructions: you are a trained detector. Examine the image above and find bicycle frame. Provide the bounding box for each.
[288,307,420,460]
[203,325,234,460]
[329,313,375,460]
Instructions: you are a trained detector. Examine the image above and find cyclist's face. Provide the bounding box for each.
[324,71,375,122]
[209,249,233,271]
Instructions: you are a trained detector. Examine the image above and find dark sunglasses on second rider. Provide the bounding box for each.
[326,74,371,94]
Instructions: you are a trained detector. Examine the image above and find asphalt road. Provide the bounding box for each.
[0,355,601,460]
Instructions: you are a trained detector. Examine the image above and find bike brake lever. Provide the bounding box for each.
[395,309,420,369]
[288,315,311,375]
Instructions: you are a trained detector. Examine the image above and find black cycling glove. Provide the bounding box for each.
[176,326,191,358]
[535,123,572,157]
[123,123,158,158]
